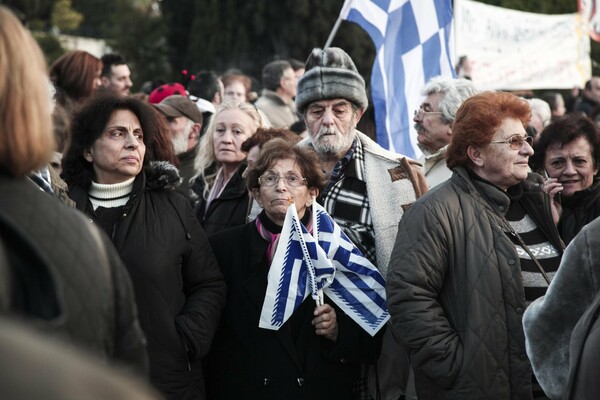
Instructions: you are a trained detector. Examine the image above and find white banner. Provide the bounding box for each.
[455,0,591,90]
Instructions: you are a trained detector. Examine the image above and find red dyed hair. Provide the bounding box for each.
[50,50,101,101]
[446,91,531,169]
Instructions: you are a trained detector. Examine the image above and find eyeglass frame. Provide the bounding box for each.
[489,134,534,150]
[258,172,308,188]
[413,106,444,119]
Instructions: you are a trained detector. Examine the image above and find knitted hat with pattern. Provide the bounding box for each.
[295,47,368,113]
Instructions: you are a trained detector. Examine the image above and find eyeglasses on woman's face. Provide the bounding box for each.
[258,172,307,188]
[490,134,533,150]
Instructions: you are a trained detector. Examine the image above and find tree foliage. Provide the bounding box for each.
[51,0,83,32]
[162,0,374,86]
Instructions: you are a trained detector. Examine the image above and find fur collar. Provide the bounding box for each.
[144,161,182,191]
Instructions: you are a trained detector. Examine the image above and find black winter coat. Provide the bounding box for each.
[0,175,148,370]
[70,163,226,400]
[558,181,600,245]
[387,168,563,400]
[206,221,383,400]
[192,164,250,235]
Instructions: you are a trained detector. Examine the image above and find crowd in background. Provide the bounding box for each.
[4,4,600,400]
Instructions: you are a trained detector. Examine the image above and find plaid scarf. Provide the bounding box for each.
[319,138,376,265]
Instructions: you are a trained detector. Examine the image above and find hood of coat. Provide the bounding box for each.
[145,161,182,191]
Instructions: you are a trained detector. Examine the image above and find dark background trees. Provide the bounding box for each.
[2,0,595,92]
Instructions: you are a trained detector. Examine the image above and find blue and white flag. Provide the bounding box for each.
[259,203,389,336]
[339,0,456,158]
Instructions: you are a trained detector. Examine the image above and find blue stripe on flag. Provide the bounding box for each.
[272,239,297,326]
[422,33,442,80]
[341,0,456,158]
[346,9,385,48]
[329,280,387,327]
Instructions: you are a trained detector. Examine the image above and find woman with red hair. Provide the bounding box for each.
[387,91,563,399]
[50,50,102,153]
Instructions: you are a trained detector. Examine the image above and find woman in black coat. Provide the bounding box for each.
[190,100,268,234]
[531,113,600,244]
[62,94,226,400]
[206,138,382,400]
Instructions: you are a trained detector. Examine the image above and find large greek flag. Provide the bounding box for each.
[259,203,389,336]
[339,0,456,158]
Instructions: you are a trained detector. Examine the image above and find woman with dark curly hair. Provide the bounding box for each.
[62,94,225,400]
[530,113,600,244]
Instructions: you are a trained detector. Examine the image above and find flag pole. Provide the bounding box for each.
[324,0,351,49]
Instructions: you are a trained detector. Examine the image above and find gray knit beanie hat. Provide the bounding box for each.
[296,47,368,113]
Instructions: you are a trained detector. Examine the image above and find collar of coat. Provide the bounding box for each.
[143,161,182,191]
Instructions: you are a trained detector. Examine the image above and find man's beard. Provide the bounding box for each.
[172,131,189,155]
[311,125,354,157]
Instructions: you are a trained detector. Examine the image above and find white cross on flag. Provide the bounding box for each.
[259,202,389,336]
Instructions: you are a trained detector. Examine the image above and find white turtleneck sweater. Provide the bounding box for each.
[88,177,135,210]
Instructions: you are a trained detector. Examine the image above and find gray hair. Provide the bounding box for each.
[527,98,552,129]
[421,76,478,124]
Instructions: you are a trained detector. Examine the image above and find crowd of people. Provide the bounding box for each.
[3,4,600,400]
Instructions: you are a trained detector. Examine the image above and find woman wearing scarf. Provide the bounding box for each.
[206,137,382,399]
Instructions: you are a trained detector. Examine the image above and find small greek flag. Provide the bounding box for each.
[259,203,389,336]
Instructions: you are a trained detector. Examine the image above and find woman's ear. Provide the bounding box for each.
[83,147,93,163]
[467,145,484,168]
[307,189,319,206]
[252,188,263,207]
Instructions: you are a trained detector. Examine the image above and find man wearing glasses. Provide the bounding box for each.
[414,76,478,187]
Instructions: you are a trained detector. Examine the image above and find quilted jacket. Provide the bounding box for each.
[387,167,562,400]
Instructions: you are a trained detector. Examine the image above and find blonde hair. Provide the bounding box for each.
[0,7,54,177]
[193,100,268,198]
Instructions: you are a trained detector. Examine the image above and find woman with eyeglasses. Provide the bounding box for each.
[205,138,382,400]
[529,113,600,245]
[387,92,563,399]
[190,100,268,234]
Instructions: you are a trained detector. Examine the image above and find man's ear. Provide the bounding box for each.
[100,76,110,87]
[467,145,484,167]
[354,108,366,125]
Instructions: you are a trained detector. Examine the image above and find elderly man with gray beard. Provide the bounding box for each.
[155,95,203,199]
[296,46,428,400]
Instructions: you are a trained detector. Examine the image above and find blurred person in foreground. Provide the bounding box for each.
[296,46,428,400]
[206,138,382,399]
[387,91,563,399]
[530,113,600,244]
[524,214,600,400]
[0,5,148,372]
[62,94,226,399]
